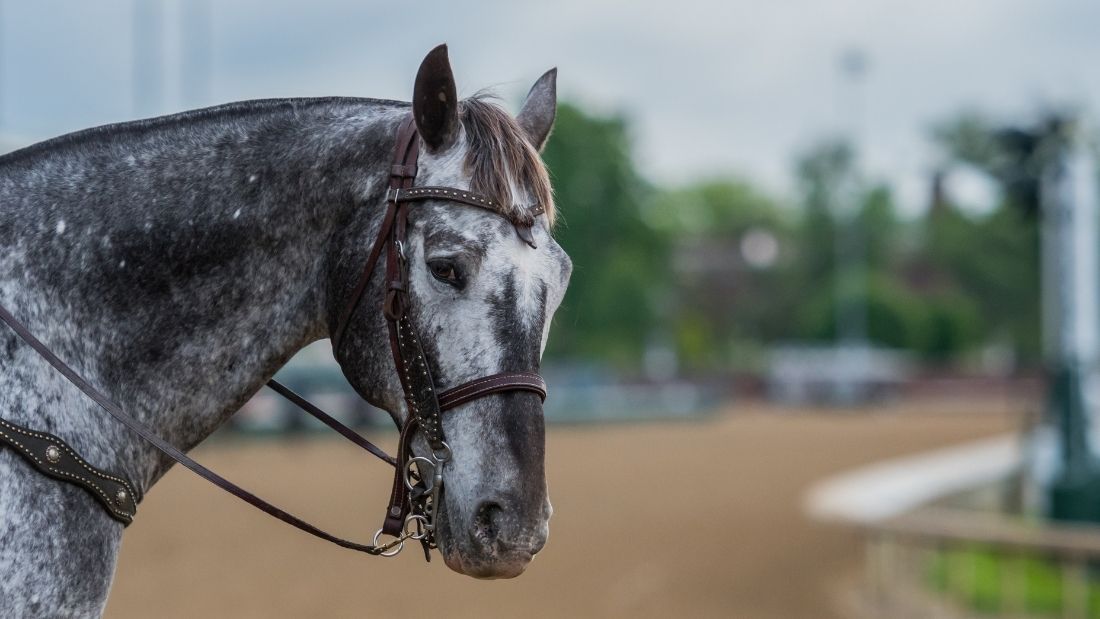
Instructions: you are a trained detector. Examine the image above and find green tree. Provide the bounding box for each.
[930,113,1044,360]
[793,140,850,283]
[652,179,799,368]
[541,103,668,366]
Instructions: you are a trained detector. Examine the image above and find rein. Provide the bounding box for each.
[0,114,548,560]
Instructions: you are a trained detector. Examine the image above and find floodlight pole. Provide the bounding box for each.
[181,0,211,108]
[1042,115,1100,522]
[836,50,868,345]
[830,49,870,403]
[132,0,163,117]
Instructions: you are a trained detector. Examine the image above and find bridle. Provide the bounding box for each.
[330,114,548,555]
[0,113,549,560]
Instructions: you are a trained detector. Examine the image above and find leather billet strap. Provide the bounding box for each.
[0,417,138,525]
[382,415,420,535]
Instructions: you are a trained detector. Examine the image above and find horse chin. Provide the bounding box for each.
[440,542,534,579]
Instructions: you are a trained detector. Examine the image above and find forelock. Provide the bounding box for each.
[460,95,556,228]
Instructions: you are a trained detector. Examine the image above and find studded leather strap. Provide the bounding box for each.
[391,187,545,218]
[0,417,138,524]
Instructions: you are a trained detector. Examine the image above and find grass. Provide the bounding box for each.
[926,547,1100,616]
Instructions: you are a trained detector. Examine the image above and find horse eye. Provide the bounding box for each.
[428,260,462,286]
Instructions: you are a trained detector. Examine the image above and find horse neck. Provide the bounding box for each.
[0,99,404,490]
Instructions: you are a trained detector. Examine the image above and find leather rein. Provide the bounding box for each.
[0,114,548,560]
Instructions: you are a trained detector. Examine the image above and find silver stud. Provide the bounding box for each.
[45,445,61,464]
[117,489,128,504]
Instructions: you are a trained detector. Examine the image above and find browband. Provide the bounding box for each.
[388,187,546,220]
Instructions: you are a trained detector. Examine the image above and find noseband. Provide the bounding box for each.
[0,114,548,560]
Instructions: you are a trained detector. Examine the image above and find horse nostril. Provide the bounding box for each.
[474,500,505,545]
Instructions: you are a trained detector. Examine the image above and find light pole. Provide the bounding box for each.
[132,0,163,118]
[831,49,870,403]
[181,0,212,108]
[835,49,868,346]
[1042,115,1100,522]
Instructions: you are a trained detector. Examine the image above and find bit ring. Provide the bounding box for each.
[404,513,431,539]
[372,528,406,557]
[405,456,436,491]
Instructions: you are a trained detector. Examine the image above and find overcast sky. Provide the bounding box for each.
[2,0,1098,214]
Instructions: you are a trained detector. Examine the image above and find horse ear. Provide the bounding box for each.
[413,44,460,151]
[516,68,557,152]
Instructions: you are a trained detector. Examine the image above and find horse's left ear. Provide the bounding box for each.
[517,68,557,152]
[413,44,460,151]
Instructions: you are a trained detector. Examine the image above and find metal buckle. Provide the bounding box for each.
[386,187,403,203]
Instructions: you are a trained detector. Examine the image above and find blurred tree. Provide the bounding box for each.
[536,102,1051,372]
[540,103,668,366]
[790,141,914,345]
[861,184,903,270]
[930,113,1044,361]
[798,273,930,350]
[793,140,849,283]
[652,179,798,368]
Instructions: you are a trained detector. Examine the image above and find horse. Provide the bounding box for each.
[0,44,571,617]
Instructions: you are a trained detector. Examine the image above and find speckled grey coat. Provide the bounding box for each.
[0,46,568,617]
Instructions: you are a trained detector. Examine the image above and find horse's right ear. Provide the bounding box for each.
[413,44,460,152]
[517,68,557,152]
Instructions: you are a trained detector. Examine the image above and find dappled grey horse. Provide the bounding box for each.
[0,45,570,617]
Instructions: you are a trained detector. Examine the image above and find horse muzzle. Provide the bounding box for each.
[438,495,551,579]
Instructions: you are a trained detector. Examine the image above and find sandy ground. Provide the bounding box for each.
[105,400,1020,619]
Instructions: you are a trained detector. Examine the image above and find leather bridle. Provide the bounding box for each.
[329,114,548,555]
[0,113,549,560]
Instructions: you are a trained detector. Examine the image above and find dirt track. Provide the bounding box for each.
[105,401,1019,618]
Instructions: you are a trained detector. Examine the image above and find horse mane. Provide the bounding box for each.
[0,97,406,169]
[461,94,556,228]
[0,94,557,228]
